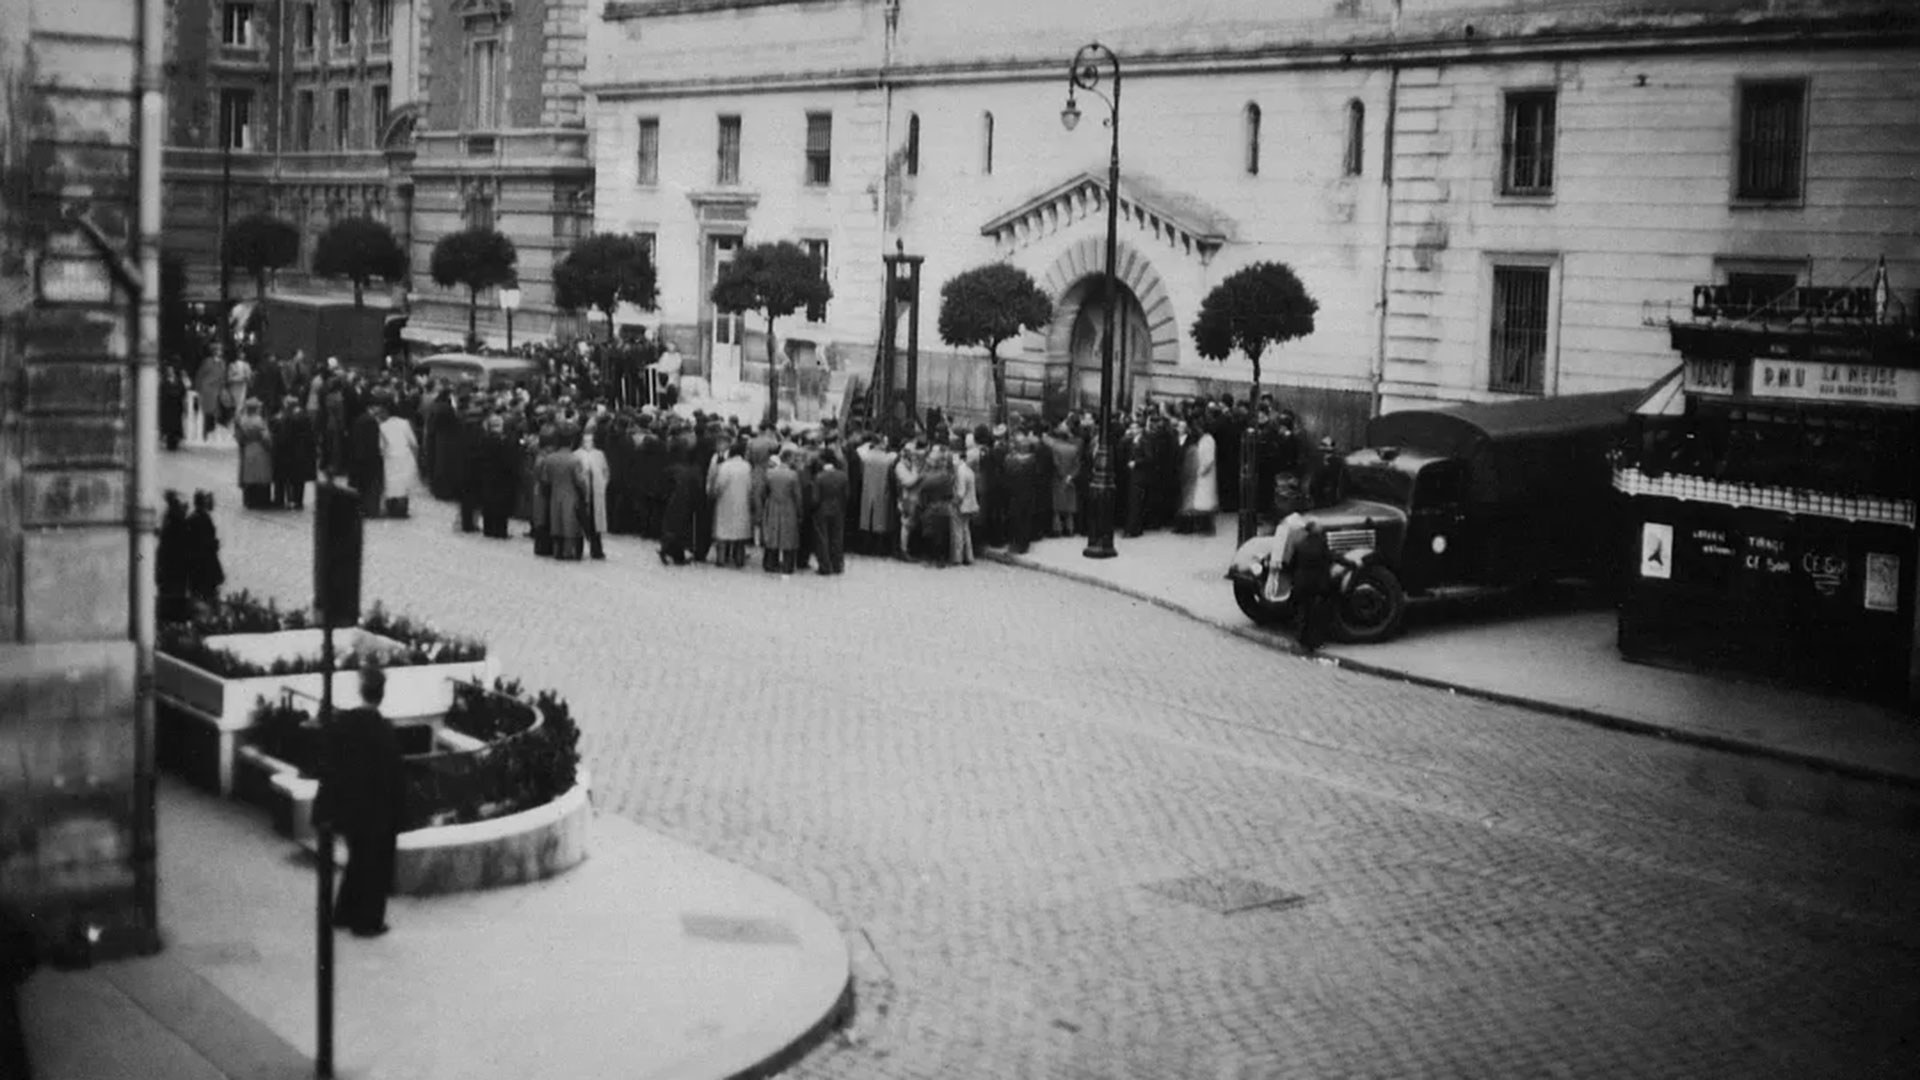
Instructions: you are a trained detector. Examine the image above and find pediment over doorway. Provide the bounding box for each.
[979,170,1234,264]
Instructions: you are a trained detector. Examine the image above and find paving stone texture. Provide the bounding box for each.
[163,449,1920,1080]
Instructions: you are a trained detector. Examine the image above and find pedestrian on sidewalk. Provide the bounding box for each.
[185,489,226,609]
[575,428,611,560]
[1176,418,1219,535]
[812,449,850,574]
[1292,519,1336,652]
[317,666,406,938]
[952,437,978,566]
[378,403,420,520]
[708,438,754,568]
[760,448,804,575]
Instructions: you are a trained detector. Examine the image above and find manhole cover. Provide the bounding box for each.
[1143,874,1307,916]
[681,913,801,946]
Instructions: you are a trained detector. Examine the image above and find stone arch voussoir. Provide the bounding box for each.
[1039,237,1180,366]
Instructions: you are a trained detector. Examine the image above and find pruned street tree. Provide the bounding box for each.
[937,262,1053,427]
[429,227,519,345]
[312,217,408,306]
[1190,261,1318,542]
[709,240,832,427]
[553,232,660,339]
[222,213,301,300]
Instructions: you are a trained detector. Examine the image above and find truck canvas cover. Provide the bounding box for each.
[1364,388,1642,504]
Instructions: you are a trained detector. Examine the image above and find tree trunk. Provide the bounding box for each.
[763,313,779,428]
[468,286,478,342]
[352,278,364,307]
[990,342,1008,428]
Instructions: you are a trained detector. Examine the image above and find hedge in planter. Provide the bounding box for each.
[159,590,487,678]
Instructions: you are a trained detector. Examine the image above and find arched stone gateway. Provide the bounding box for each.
[1038,237,1179,415]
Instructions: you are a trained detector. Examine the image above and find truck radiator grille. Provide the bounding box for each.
[1327,528,1375,554]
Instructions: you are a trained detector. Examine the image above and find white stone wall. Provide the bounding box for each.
[587,0,1919,419]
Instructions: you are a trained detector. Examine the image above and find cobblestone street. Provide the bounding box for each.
[163,450,1920,1079]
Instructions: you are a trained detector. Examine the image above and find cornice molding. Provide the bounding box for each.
[982,171,1232,265]
[586,17,1917,99]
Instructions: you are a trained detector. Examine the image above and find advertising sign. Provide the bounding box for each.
[1750,359,1920,408]
[1639,522,1673,580]
[1864,553,1901,613]
[1682,357,1739,396]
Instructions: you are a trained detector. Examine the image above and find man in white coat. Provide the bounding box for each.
[377,404,420,519]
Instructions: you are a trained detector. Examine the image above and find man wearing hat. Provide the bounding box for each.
[1309,435,1345,509]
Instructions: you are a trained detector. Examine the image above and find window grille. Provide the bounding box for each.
[806,112,832,185]
[637,118,660,185]
[1501,91,1555,195]
[1737,81,1805,200]
[905,113,920,176]
[717,115,741,185]
[1489,265,1551,394]
[1244,103,1261,175]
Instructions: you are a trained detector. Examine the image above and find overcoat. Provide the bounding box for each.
[857,445,896,532]
[1047,435,1081,514]
[379,416,420,498]
[759,462,804,551]
[1181,433,1219,514]
[707,456,754,542]
[235,414,274,485]
[574,447,610,533]
[536,448,584,541]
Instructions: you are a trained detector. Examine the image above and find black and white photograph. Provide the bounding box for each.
[2,1,1917,1078]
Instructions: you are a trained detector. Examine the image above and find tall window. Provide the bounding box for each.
[468,39,500,129]
[371,0,391,41]
[1501,90,1555,195]
[333,88,351,150]
[982,111,994,175]
[805,112,832,185]
[905,113,920,176]
[803,239,829,323]
[294,90,315,151]
[1244,102,1262,175]
[371,85,389,143]
[1489,264,1552,395]
[220,89,254,149]
[297,5,315,50]
[716,115,741,184]
[1343,100,1365,176]
[636,117,660,185]
[222,4,256,47]
[333,0,353,47]
[1737,80,1805,201]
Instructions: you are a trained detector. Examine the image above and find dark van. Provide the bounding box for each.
[1226,388,1640,643]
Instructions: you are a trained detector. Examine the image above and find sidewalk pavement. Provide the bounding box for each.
[985,513,1920,821]
[21,776,850,1080]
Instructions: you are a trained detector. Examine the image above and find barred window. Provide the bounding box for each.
[637,117,660,186]
[1244,103,1261,175]
[222,4,256,47]
[804,239,829,323]
[1489,264,1551,395]
[717,115,741,185]
[805,112,832,185]
[1737,81,1805,201]
[1343,100,1364,176]
[1501,90,1555,195]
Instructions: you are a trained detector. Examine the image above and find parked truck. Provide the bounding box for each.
[252,296,401,368]
[1226,388,1642,643]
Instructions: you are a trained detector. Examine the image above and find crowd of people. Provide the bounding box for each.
[163,336,1347,579]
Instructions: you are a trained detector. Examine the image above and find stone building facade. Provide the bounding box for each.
[585,0,1920,437]
[3,0,162,958]
[403,0,593,348]
[163,0,417,310]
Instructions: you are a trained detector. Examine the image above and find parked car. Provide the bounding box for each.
[413,352,542,389]
[1226,388,1641,643]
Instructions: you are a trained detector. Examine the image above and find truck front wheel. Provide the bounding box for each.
[1335,564,1407,644]
[1233,578,1293,627]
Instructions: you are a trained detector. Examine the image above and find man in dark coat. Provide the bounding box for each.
[1004,434,1039,554]
[690,423,719,562]
[658,439,701,565]
[156,491,193,623]
[318,667,406,938]
[252,353,287,419]
[348,402,385,518]
[184,489,225,604]
[478,414,519,538]
[160,365,187,450]
[1291,519,1337,653]
[812,450,850,575]
[275,396,317,510]
[634,419,669,539]
[2,905,38,1080]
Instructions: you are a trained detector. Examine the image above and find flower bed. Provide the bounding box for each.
[155,592,493,794]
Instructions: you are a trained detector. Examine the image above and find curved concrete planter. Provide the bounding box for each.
[393,769,593,896]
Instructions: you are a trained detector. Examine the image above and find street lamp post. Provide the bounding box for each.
[498,284,521,351]
[1062,43,1121,560]
[215,112,235,365]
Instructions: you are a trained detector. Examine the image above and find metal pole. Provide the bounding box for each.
[905,257,922,431]
[219,117,234,364]
[1083,48,1120,560]
[315,613,336,1077]
[130,0,165,952]
[506,309,514,351]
